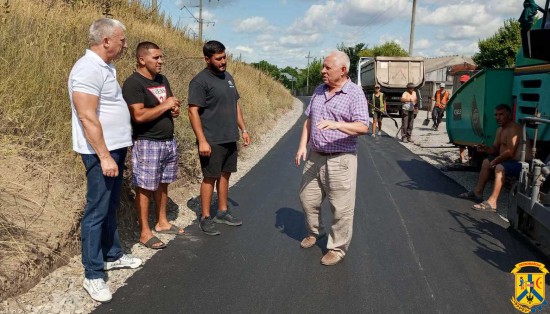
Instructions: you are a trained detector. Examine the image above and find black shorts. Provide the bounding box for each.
[199,142,238,178]
[372,111,384,120]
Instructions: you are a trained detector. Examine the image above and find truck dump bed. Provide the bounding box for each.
[360,56,424,89]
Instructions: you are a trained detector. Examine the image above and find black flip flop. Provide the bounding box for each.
[140,236,166,250]
[458,190,483,203]
[471,201,497,213]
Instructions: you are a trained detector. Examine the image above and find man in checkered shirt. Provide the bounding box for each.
[295,51,369,266]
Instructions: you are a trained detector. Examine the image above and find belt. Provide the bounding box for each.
[313,151,349,157]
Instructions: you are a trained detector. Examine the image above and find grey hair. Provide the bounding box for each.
[88,18,126,46]
[328,51,351,74]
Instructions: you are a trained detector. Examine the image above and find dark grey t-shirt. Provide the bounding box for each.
[188,68,240,144]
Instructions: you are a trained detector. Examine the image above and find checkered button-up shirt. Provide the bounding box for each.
[305,79,369,153]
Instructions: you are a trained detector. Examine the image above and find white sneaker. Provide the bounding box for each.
[104,254,142,271]
[83,278,112,302]
[371,133,376,137]
[377,131,382,136]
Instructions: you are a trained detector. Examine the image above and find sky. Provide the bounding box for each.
[155,0,527,69]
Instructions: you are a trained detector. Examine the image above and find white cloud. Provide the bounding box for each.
[279,33,323,48]
[288,0,340,35]
[377,34,405,46]
[338,0,410,26]
[234,16,272,33]
[489,0,523,15]
[256,33,274,42]
[418,4,494,26]
[415,39,431,50]
[234,45,254,54]
[201,10,215,21]
[433,41,479,56]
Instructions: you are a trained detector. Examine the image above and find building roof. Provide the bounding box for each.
[424,55,475,73]
[280,72,297,81]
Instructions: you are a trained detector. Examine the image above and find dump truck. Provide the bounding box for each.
[446,0,550,255]
[357,56,425,114]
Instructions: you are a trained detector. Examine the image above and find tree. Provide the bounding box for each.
[296,58,323,92]
[359,41,408,58]
[250,60,281,78]
[473,19,521,69]
[337,42,367,81]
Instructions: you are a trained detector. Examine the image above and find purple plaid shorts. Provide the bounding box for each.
[132,139,178,190]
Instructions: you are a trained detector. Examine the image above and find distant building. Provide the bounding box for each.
[280,73,296,81]
[425,55,476,83]
[421,55,477,108]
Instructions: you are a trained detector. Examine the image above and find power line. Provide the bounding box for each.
[350,4,397,38]
[179,0,218,42]
[356,4,410,47]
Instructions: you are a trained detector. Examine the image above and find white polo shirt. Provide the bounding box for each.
[68,49,132,154]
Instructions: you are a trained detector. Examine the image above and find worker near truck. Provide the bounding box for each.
[400,82,418,143]
[458,104,532,212]
[370,84,386,137]
[430,83,449,131]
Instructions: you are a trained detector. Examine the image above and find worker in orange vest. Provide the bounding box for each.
[430,83,449,131]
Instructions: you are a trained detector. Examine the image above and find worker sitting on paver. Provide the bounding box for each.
[458,104,531,212]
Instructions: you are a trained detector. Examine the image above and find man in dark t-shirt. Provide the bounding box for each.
[122,41,183,249]
[188,40,251,236]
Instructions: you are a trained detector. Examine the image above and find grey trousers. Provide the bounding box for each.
[299,151,358,257]
[401,110,415,138]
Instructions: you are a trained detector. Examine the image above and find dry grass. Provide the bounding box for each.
[0,0,294,299]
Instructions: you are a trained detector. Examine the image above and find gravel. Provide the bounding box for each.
[0,101,511,313]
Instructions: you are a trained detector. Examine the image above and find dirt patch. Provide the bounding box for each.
[0,152,83,299]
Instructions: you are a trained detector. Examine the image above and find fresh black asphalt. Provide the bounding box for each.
[95,97,549,314]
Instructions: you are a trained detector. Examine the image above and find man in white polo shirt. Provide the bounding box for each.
[68,18,141,303]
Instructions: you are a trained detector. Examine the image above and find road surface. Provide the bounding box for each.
[95,97,548,314]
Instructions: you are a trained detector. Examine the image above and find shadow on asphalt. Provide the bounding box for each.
[448,209,550,273]
[395,158,458,195]
[275,207,329,252]
[275,207,307,242]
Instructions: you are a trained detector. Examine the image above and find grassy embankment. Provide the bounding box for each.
[0,0,294,299]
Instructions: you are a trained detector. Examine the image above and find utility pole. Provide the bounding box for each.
[305,51,312,93]
[198,0,203,42]
[181,0,217,43]
[408,0,417,56]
